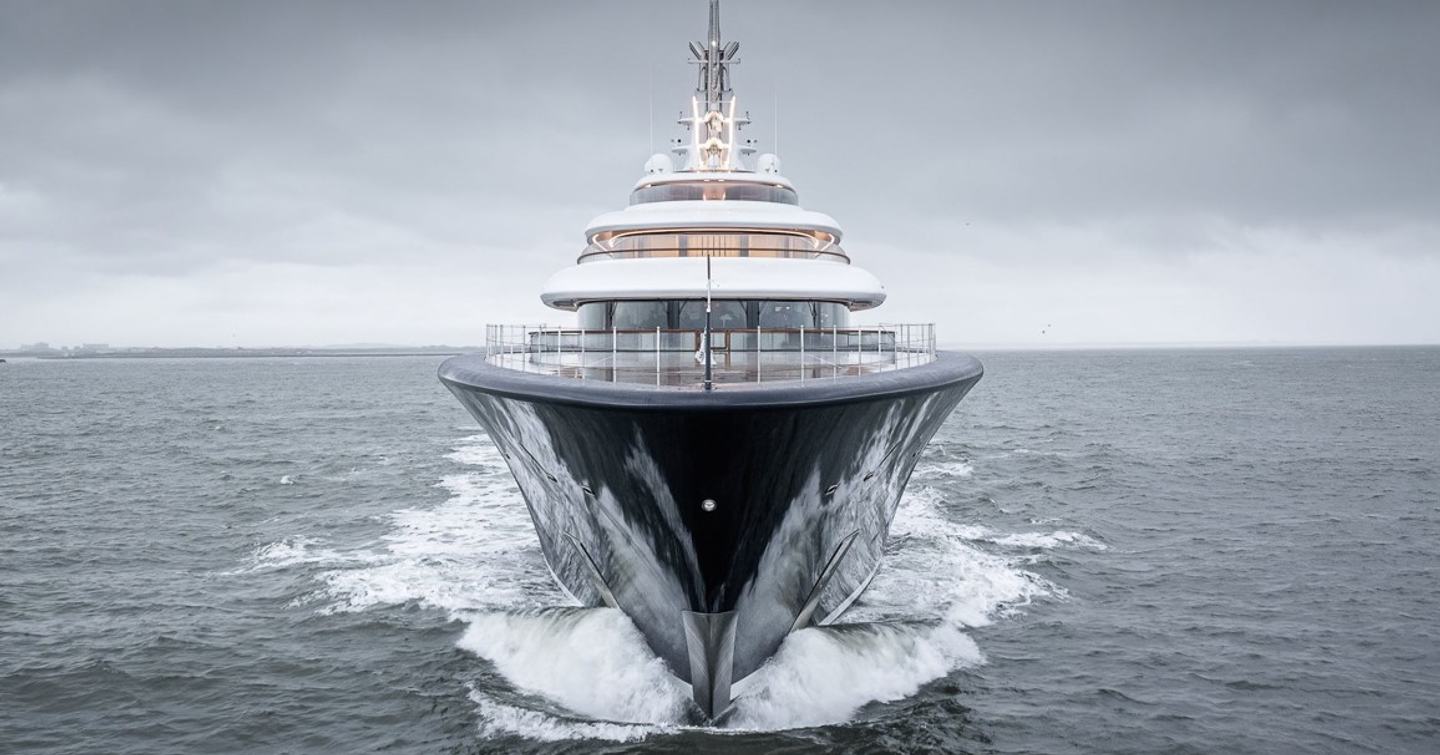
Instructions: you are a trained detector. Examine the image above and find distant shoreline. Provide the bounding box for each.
[0,348,475,360]
[2,342,1436,362]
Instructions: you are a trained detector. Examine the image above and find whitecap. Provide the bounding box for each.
[468,687,666,743]
[726,621,982,730]
[990,530,1107,550]
[848,486,1058,626]
[229,536,373,574]
[457,608,691,725]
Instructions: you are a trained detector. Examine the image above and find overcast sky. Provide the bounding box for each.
[2,0,1437,348]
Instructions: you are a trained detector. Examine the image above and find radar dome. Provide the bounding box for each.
[757,153,782,175]
[644,153,675,175]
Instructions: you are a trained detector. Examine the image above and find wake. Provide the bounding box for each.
[245,433,1097,739]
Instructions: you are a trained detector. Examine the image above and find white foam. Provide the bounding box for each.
[848,486,1058,626]
[728,622,982,730]
[305,436,567,615]
[914,459,974,479]
[990,530,1107,550]
[468,687,667,743]
[279,474,294,485]
[258,434,1078,738]
[458,609,690,725]
[232,536,375,574]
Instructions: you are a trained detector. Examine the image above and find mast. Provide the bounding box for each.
[690,0,737,112]
[678,0,751,171]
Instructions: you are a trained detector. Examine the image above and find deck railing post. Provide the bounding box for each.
[756,325,762,383]
[799,325,805,382]
[655,326,661,386]
[611,326,617,383]
[833,325,838,379]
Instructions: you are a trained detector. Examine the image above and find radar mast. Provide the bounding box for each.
[676,0,754,171]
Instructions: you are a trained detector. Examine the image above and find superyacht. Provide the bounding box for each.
[439,0,983,719]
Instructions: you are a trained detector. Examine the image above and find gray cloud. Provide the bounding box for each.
[1,0,1437,347]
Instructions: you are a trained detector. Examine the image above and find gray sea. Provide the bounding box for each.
[2,347,1437,754]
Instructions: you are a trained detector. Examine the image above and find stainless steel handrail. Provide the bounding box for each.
[483,324,937,388]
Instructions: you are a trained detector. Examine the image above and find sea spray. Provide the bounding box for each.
[727,621,983,730]
[467,686,665,743]
[457,608,691,725]
[258,433,1089,736]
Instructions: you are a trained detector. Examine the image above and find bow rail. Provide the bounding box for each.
[483,324,937,388]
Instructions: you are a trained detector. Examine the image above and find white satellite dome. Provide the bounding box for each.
[644,153,675,175]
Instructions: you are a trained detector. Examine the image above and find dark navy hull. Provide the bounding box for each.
[438,351,982,716]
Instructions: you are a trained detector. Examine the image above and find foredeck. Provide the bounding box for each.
[484,324,936,388]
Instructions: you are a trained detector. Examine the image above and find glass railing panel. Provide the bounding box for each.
[486,325,936,389]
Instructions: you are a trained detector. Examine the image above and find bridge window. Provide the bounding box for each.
[630,181,798,205]
[580,230,845,264]
[611,301,670,330]
[675,300,748,330]
[757,300,811,328]
[573,300,850,330]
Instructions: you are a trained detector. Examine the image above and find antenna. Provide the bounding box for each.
[648,63,655,153]
[681,0,748,170]
[691,0,739,113]
[773,86,780,155]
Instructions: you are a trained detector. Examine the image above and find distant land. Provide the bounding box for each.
[0,344,478,360]
[2,341,1433,362]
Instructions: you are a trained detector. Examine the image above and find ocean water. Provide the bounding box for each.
[1,348,1437,754]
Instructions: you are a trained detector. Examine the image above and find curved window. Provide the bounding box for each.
[630,181,798,206]
[611,301,669,329]
[815,301,847,328]
[577,302,609,329]
[675,300,748,330]
[574,299,850,330]
[580,230,846,264]
[757,301,812,328]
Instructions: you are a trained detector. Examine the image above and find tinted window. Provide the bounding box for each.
[577,302,608,329]
[611,301,669,329]
[675,300,748,330]
[629,181,799,205]
[757,300,812,328]
[581,299,849,329]
[816,302,849,327]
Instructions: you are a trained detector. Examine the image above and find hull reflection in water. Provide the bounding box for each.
[439,351,983,716]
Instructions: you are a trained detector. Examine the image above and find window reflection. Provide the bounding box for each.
[630,181,799,205]
[575,299,850,329]
[581,231,845,263]
[815,302,845,328]
[675,301,748,330]
[577,302,609,329]
[757,301,811,328]
[611,301,669,329]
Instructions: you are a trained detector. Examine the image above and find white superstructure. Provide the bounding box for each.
[538,0,887,323]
